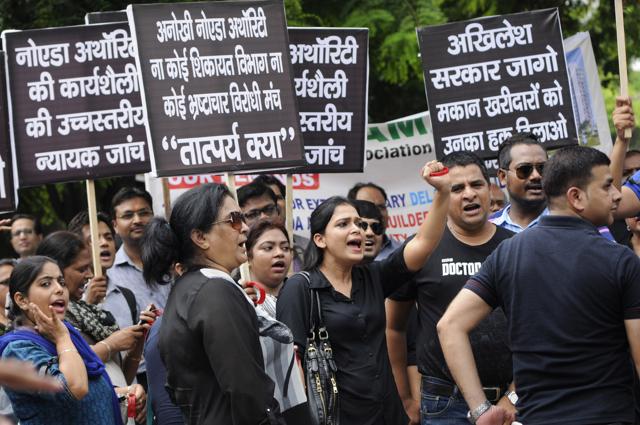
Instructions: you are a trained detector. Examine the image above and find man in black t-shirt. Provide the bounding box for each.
[386,152,514,425]
[439,146,640,425]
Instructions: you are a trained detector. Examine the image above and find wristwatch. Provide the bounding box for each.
[505,390,518,405]
[467,400,491,424]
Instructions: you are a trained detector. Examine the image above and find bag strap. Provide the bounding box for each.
[299,272,331,342]
[117,285,138,326]
[314,290,327,329]
[298,272,318,335]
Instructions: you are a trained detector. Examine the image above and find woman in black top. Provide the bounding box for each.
[277,161,450,425]
[142,183,283,425]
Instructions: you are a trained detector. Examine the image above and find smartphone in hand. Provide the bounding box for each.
[137,304,158,326]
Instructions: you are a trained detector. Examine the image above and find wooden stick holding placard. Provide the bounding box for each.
[161,178,171,219]
[225,173,251,282]
[85,180,102,279]
[286,175,294,276]
[615,0,633,139]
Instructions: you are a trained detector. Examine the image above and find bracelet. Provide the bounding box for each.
[98,340,112,358]
[467,400,492,424]
[58,348,78,355]
[127,354,142,362]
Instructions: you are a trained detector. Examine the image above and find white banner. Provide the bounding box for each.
[563,31,612,154]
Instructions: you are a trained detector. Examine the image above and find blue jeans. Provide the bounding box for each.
[420,376,470,425]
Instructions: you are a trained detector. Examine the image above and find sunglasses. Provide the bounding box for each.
[504,163,545,180]
[358,221,384,235]
[212,211,247,231]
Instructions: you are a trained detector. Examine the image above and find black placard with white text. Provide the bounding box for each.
[289,28,368,173]
[417,8,577,159]
[0,52,16,211]
[127,0,305,177]
[2,23,151,187]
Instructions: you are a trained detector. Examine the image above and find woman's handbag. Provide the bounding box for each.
[300,272,340,425]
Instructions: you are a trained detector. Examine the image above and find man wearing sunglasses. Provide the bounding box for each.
[348,182,401,260]
[353,200,386,263]
[387,152,515,425]
[490,133,548,233]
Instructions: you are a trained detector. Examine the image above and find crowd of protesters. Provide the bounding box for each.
[0,99,635,425]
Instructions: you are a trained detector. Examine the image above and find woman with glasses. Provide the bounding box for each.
[142,183,284,425]
[277,161,451,425]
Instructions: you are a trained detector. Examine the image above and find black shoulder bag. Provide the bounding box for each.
[300,272,340,425]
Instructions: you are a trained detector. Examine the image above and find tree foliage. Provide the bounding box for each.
[297,0,446,120]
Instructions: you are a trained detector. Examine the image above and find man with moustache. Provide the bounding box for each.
[438,146,639,425]
[386,152,515,425]
[490,133,548,232]
[68,211,138,330]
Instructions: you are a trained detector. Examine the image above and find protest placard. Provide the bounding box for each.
[418,8,577,159]
[2,22,151,187]
[0,52,16,212]
[127,0,305,177]
[289,28,368,172]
